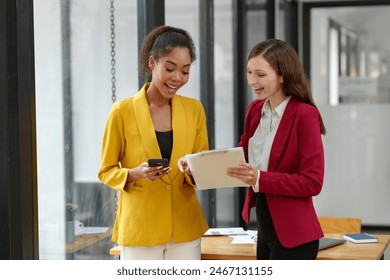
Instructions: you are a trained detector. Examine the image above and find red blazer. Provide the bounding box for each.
[241,97,324,248]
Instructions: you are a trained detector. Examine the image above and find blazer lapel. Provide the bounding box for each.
[167,95,187,181]
[133,85,162,159]
[268,98,297,171]
[134,89,185,183]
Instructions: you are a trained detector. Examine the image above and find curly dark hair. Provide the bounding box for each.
[138,25,197,82]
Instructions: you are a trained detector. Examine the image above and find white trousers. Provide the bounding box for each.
[120,238,201,260]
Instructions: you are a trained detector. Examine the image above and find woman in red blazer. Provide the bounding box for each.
[227,39,326,260]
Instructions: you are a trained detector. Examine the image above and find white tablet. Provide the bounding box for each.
[185,147,250,190]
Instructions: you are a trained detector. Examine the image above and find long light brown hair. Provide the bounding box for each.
[248,39,326,135]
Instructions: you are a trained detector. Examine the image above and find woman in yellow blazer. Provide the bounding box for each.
[98,26,209,260]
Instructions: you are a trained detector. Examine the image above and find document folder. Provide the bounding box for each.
[185,147,250,190]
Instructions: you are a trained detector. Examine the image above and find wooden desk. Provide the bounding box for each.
[200,235,256,260]
[67,228,112,254]
[317,233,389,260]
[201,233,390,260]
[109,233,390,260]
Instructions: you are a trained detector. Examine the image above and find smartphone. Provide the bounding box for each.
[147,158,169,168]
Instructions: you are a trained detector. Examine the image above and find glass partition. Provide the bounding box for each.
[310,5,390,227]
[214,0,235,226]
[34,0,138,259]
[311,6,390,105]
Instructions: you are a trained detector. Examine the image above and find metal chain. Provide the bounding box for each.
[110,0,118,220]
[110,0,117,103]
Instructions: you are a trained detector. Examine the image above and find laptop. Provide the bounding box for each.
[318,237,346,250]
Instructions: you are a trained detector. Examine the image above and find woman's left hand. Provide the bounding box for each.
[177,157,192,175]
[226,161,258,186]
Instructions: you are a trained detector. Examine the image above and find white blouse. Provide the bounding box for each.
[248,96,291,192]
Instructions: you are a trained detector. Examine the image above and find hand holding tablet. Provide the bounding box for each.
[185,147,250,190]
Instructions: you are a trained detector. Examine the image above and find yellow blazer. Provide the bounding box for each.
[98,83,209,246]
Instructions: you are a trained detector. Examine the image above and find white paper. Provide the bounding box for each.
[204,228,258,244]
[204,227,248,236]
[185,147,250,190]
[231,230,257,244]
[231,235,256,244]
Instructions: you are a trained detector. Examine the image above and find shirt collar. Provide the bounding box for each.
[262,96,291,117]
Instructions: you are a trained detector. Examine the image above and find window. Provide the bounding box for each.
[35,0,137,259]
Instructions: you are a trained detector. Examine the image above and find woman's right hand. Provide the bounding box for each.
[127,162,171,182]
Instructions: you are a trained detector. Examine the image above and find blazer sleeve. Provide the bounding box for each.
[97,104,129,191]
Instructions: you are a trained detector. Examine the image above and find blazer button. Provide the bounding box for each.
[166,185,171,190]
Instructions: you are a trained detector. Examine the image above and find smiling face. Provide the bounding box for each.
[148,47,191,99]
[247,54,284,103]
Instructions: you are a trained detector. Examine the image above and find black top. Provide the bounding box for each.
[155,130,173,162]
